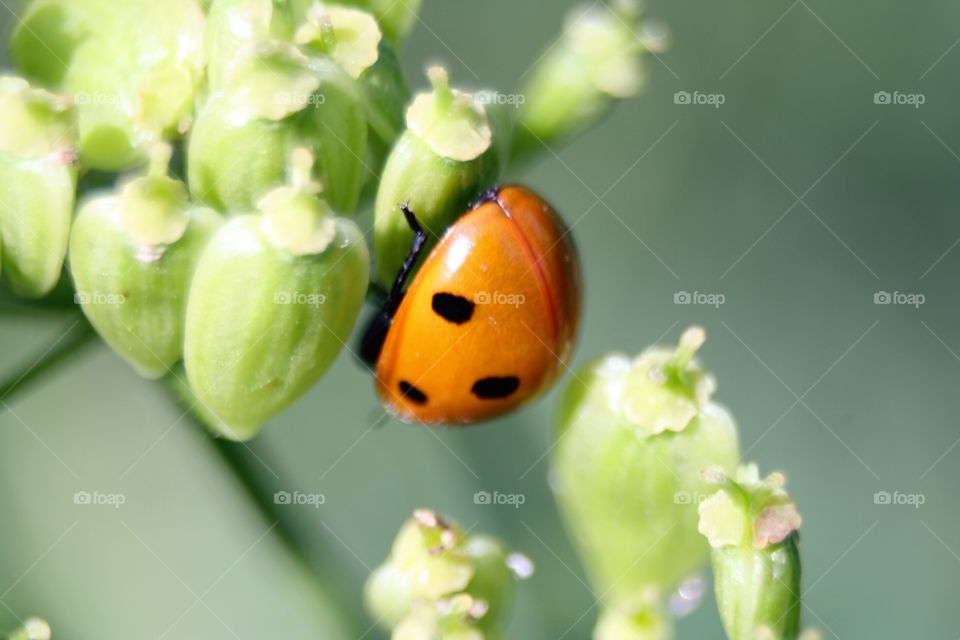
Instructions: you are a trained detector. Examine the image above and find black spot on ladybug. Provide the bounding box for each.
[432,292,475,324]
[471,376,520,400]
[399,381,428,405]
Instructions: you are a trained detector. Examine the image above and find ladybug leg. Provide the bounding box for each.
[359,203,427,367]
[385,204,427,316]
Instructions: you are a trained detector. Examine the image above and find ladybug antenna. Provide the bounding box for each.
[358,203,428,368]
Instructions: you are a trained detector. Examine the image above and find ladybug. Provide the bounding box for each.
[361,185,582,425]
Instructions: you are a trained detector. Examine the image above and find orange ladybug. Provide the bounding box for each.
[361,185,582,425]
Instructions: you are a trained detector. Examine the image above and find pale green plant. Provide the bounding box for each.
[0,1,813,638]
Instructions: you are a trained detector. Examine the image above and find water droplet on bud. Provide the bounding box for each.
[668,575,706,618]
[506,552,535,579]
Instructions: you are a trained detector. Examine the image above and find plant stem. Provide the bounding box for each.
[1,311,361,634]
[207,436,364,636]
[208,437,310,550]
[0,317,97,404]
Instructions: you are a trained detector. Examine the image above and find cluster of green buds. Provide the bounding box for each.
[0,0,669,441]
[11,0,205,170]
[551,327,740,639]
[70,144,222,378]
[698,465,805,640]
[5,618,50,640]
[183,148,368,440]
[69,141,369,443]
[365,509,532,640]
[191,0,382,215]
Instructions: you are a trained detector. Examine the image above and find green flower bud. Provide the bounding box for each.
[188,42,368,214]
[365,509,528,639]
[551,328,740,634]
[205,0,298,90]
[69,145,222,378]
[393,597,489,640]
[0,77,76,298]
[295,4,382,79]
[594,598,672,640]
[183,149,369,440]
[514,0,666,161]
[166,362,231,434]
[12,0,206,170]
[10,0,106,87]
[6,618,51,640]
[372,66,503,289]
[297,0,422,46]
[698,465,804,640]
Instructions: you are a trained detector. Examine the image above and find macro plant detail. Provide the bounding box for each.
[697,465,806,640]
[0,76,76,298]
[365,509,531,640]
[0,0,830,638]
[3,618,50,640]
[552,327,741,638]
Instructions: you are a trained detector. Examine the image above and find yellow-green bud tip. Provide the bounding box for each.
[119,150,190,249]
[296,5,382,79]
[258,149,336,256]
[8,618,52,640]
[698,464,803,550]
[620,326,716,434]
[406,66,492,162]
[565,3,648,98]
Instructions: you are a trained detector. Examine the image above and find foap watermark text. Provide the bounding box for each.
[674,291,725,308]
[874,290,924,308]
[674,91,725,108]
[474,490,526,508]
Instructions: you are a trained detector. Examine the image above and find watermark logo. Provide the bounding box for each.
[673,491,710,505]
[274,92,327,107]
[873,290,924,308]
[674,91,725,109]
[873,91,925,108]
[476,90,526,107]
[274,291,327,307]
[674,290,725,308]
[74,91,122,107]
[474,490,526,509]
[873,491,925,509]
[74,291,126,306]
[474,291,526,307]
[73,490,126,508]
[274,491,326,508]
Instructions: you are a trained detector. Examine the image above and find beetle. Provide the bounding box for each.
[361,185,582,425]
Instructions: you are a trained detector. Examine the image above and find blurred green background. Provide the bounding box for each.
[1,0,958,637]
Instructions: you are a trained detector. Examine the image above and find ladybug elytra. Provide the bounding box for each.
[362,185,582,425]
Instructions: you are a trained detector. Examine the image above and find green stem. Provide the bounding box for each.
[208,437,311,552]
[207,436,363,636]
[0,317,97,404]
[0,282,79,314]
[1,309,361,634]
[0,301,73,315]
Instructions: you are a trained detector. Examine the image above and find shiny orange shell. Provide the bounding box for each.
[375,185,582,425]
